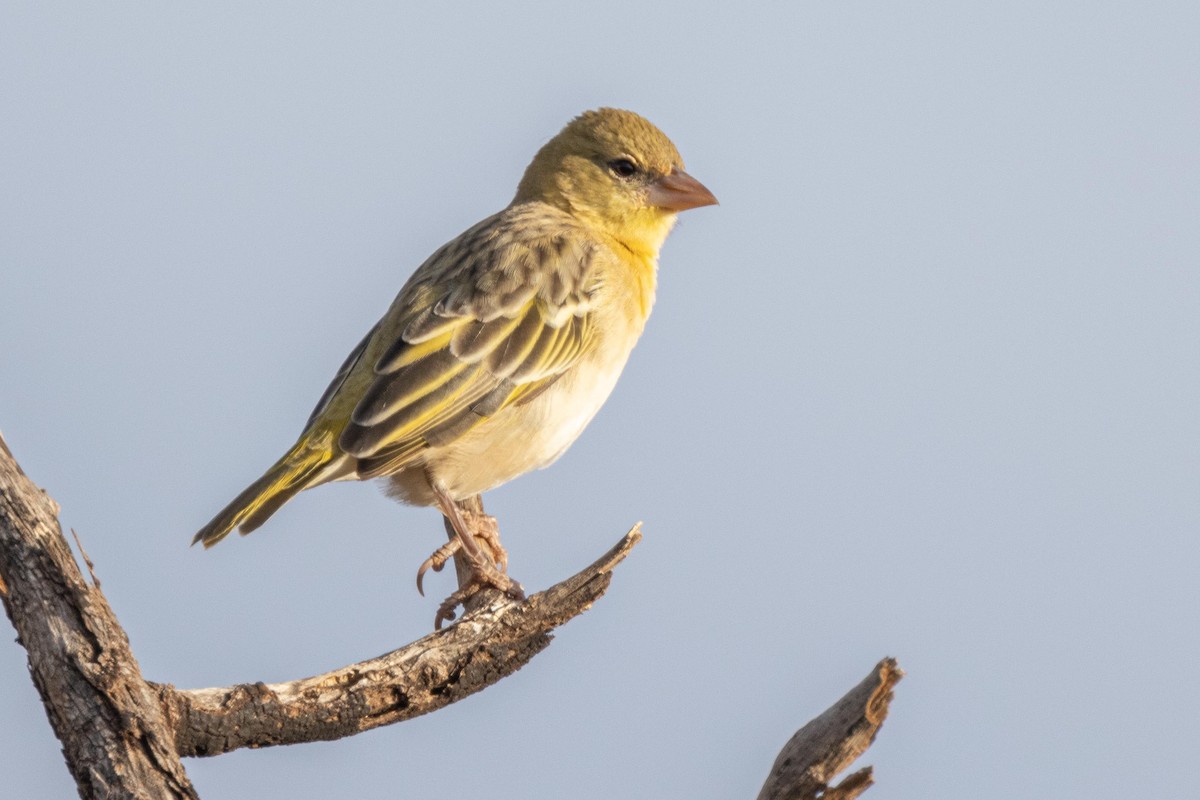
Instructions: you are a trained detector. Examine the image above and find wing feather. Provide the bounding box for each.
[484,304,546,379]
[304,323,378,429]
[449,316,524,362]
[352,348,469,427]
[333,205,600,475]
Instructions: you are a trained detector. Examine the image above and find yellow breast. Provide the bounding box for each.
[418,244,658,502]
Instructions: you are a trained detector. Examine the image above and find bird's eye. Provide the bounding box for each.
[607,158,639,179]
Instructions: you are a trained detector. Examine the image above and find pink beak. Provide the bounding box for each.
[646,169,718,212]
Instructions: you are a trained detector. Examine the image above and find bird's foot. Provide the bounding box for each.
[417,490,523,628]
[432,549,525,629]
[462,509,507,572]
[415,509,509,596]
[416,539,458,596]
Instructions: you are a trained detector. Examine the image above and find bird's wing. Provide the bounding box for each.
[304,323,379,430]
[336,206,601,478]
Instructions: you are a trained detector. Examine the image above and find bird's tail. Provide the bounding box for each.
[192,433,341,548]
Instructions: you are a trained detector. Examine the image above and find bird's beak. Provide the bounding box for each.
[646,169,718,212]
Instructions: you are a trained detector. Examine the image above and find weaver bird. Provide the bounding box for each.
[193,108,717,626]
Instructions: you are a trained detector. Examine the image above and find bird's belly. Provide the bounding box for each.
[420,349,631,502]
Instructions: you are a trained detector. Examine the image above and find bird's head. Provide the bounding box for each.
[514,108,717,259]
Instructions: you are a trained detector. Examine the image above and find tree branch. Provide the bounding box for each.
[156,528,641,756]
[2,429,904,798]
[0,432,198,799]
[0,430,641,792]
[756,658,903,800]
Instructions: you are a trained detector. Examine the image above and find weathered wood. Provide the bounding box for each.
[156,527,641,755]
[2,428,905,797]
[0,432,199,799]
[0,429,646,787]
[756,658,902,800]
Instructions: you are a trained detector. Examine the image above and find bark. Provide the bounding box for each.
[156,530,640,755]
[0,434,198,799]
[756,658,903,800]
[0,431,638,792]
[1,430,903,797]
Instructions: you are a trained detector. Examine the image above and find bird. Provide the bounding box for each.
[193,108,717,626]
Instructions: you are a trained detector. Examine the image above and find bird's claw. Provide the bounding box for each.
[433,565,526,630]
[461,509,508,573]
[416,539,460,596]
[423,492,521,629]
[415,511,509,597]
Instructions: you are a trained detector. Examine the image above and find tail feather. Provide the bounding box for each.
[192,437,338,548]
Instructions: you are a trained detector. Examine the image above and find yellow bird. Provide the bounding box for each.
[193,108,717,625]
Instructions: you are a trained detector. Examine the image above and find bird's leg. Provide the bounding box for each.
[415,498,507,595]
[419,483,524,628]
[459,500,508,573]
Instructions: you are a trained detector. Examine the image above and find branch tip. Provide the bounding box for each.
[755,658,903,800]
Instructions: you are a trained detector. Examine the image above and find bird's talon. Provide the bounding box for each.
[460,510,509,574]
[429,568,524,629]
[433,584,475,629]
[434,607,457,629]
[425,494,525,628]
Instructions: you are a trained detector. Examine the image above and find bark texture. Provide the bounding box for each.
[0,434,198,799]
[157,529,641,755]
[756,658,903,800]
[1,430,903,798]
[0,431,641,793]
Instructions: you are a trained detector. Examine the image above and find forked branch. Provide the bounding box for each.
[0,430,902,799]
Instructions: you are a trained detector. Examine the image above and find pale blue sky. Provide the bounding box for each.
[2,3,1197,798]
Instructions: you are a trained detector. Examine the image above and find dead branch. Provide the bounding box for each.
[0,432,198,799]
[756,658,903,800]
[1,429,903,798]
[156,529,640,756]
[0,431,638,793]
